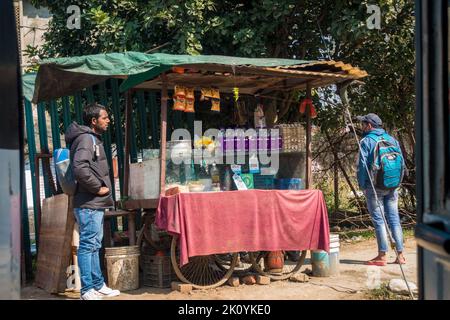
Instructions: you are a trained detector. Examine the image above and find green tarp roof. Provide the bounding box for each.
[26,52,311,103]
[24,52,367,103]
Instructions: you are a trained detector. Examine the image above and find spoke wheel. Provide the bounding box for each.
[137,212,171,270]
[170,236,238,289]
[215,252,254,276]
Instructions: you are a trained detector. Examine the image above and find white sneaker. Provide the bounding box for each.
[95,283,120,297]
[80,289,103,300]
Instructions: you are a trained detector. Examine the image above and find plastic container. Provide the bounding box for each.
[270,129,280,151]
[142,255,177,288]
[217,129,225,153]
[253,174,275,189]
[105,246,140,291]
[248,133,258,153]
[275,178,303,190]
[224,129,233,154]
[258,129,268,152]
[235,129,245,154]
[329,233,340,276]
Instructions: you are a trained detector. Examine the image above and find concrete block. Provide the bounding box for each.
[256,275,270,285]
[241,275,256,285]
[227,277,240,287]
[289,273,310,283]
[171,281,193,293]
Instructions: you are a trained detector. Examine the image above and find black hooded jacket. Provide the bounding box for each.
[65,122,114,209]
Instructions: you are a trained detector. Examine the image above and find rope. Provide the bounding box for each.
[309,281,358,294]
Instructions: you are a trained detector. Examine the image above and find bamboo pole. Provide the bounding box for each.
[334,151,339,212]
[160,74,168,194]
[123,90,138,245]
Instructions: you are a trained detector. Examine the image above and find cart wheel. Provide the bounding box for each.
[137,212,171,270]
[170,236,238,289]
[249,250,307,280]
[215,252,254,276]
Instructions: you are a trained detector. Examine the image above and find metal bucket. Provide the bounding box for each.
[105,246,140,291]
[311,250,330,277]
[311,233,340,277]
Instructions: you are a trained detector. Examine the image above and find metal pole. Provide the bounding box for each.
[160,74,168,194]
[123,90,132,198]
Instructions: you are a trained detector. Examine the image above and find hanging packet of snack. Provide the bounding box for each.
[174,85,186,98]
[184,87,195,112]
[185,87,195,100]
[173,97,186,111]
[201,88,212,101]
[210,88,221,112]
[185,99,195,113]
[173,85,186,111]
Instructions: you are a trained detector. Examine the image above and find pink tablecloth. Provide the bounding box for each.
[156,189,330,266]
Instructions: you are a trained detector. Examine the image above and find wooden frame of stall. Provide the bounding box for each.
[117,60,367,259]
[120,61,367,213]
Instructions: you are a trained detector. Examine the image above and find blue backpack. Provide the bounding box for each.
[368,133,404,190]
[54,134,97,195]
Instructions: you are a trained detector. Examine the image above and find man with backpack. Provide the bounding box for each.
[64,103,119,300]
[356,113,406,266]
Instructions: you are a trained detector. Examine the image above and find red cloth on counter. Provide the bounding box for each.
[156,189,330,266]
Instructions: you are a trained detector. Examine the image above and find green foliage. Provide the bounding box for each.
[30,0,416,214]
[366,282,415,300]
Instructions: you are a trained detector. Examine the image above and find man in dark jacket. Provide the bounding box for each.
[356,113,406,266]
[65,103,119,300]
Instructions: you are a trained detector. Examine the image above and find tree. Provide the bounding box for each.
[30,0,416,215]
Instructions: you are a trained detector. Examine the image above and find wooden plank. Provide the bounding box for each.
[35,194,75,293]
[120,199,159,210]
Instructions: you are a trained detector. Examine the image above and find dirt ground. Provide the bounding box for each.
[21,236,417,300]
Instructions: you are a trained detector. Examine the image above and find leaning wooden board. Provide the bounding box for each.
[35,194,75,293]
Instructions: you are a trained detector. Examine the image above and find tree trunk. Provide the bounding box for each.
[324,130,367,214]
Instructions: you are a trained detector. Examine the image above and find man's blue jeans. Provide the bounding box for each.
[74,208,105,295]
[364,188,404,253]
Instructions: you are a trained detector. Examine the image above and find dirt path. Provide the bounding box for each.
[21,236,417,300]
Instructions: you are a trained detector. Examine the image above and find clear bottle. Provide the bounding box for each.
[221,165,232,191]
[248,130,258,153]
[198,159,212,191]
[235,128,245,154]
[210,162,220,184]
[258,128,268,152]
[217,129,225,153]
[225,129,234,154]
[270,129,280,151]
